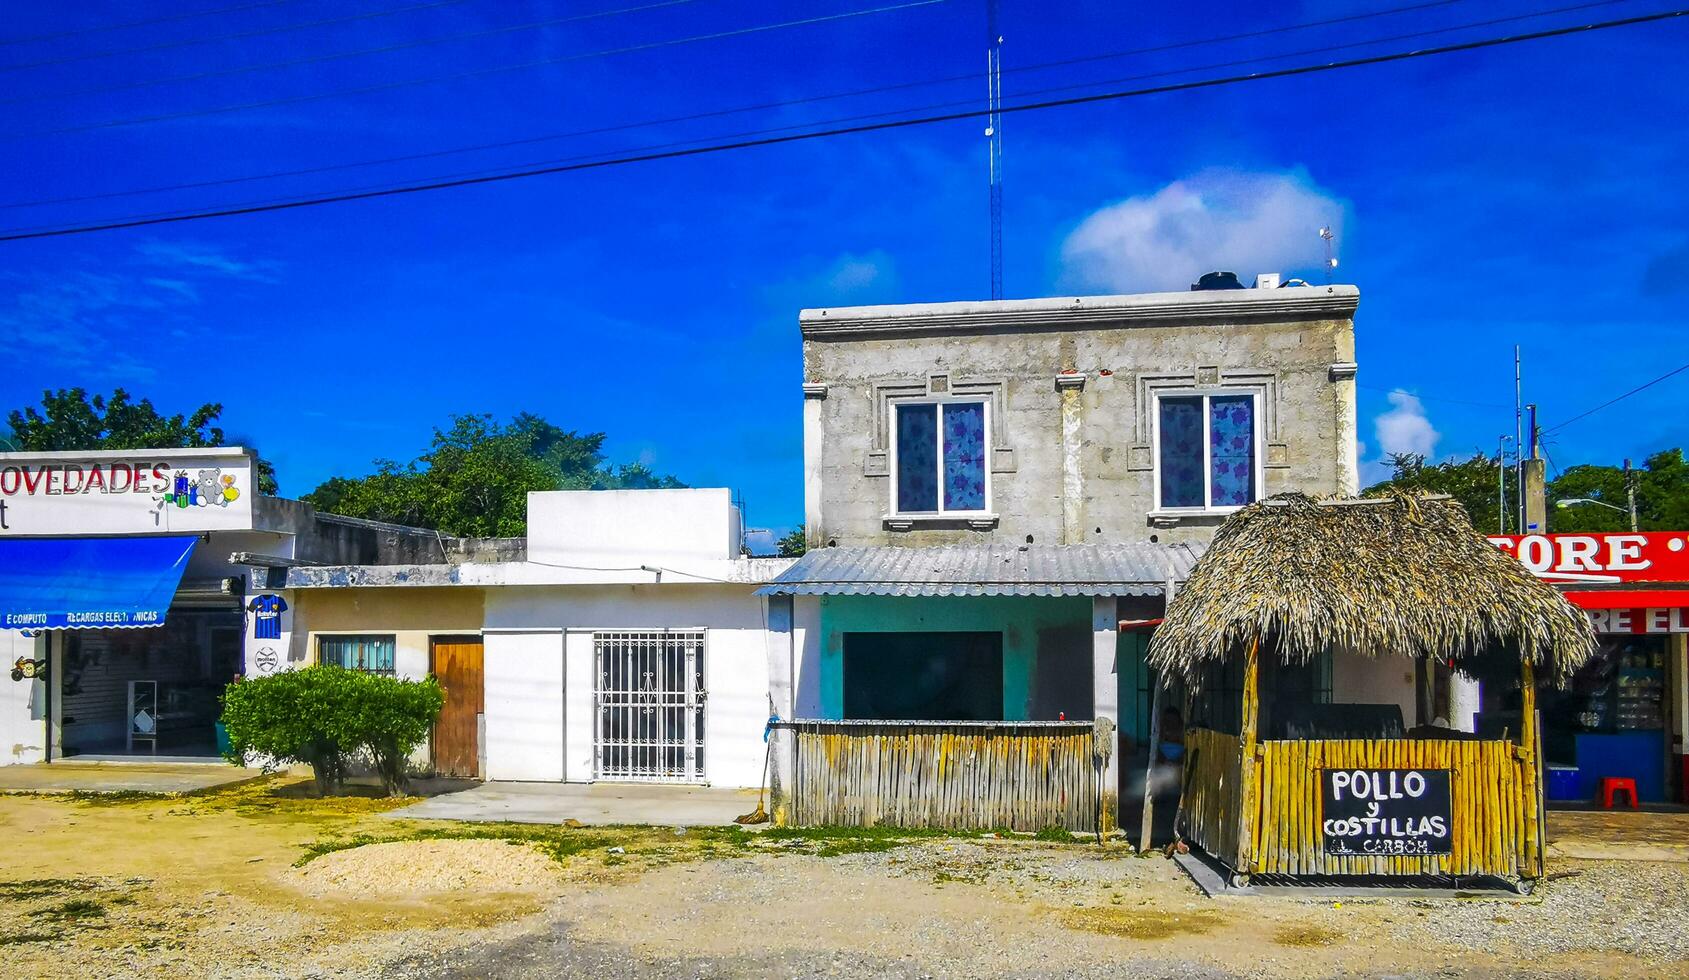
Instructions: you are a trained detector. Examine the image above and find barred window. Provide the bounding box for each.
[318,634,396,675]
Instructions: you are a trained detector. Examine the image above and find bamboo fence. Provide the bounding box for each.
[782,720,1100,831]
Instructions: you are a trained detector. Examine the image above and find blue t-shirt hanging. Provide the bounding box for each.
[247,594,287,640]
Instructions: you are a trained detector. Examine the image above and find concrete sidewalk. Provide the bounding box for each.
[388,781,762,827]
[1547,806,1689,862]
[0,759,261,795]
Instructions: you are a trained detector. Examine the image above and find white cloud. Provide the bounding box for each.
[1374,390,1440,459]
[136,240,281,282]
[0,241,279,381]
[1361,390,1441,485]
[1059,169,1346,293]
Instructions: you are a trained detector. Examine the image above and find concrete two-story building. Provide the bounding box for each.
[760,278,1370,825]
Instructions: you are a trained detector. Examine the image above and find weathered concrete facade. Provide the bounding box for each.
[800,286,1361,549]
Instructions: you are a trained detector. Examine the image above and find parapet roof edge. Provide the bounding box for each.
[0,446,251,462]
[799,284,1359,338]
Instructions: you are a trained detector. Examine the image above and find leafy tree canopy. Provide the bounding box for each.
[776,524,807,558]
[304,412,685,537]
[1364,447,1689,534]
[5,387,279,494]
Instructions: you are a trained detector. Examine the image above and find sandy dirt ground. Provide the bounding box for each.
[0,778,1685,979]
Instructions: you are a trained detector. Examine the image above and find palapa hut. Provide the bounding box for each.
[1148,493,1595,888]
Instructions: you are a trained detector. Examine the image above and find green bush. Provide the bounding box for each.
[221,666,444,797]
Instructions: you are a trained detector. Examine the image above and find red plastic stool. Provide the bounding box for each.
[1600,777,1639,809]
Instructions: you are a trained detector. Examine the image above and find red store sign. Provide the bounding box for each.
[1489,532,1689,632]
[1487,532,1689,584]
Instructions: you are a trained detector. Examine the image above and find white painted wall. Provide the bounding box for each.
[483,629,565,781]
[526,488,741,566]
[1331,653,1417,729]
[484,583,772,788]
[794,596,823,717]
[0,631,47,765]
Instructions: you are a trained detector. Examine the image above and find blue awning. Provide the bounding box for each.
[0,537,197,630]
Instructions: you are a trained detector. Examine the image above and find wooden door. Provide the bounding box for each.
[431,637,484,778]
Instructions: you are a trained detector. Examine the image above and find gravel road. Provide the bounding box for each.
[380,840,1689,979]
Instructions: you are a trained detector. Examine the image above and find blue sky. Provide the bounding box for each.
[2,0,1686,548]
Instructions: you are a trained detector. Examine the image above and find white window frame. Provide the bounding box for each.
[1150,388,1265,515]
[887,397,993,518]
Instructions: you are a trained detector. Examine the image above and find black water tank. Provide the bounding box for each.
[1191,271,1244,291]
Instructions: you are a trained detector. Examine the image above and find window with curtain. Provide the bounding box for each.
[893,399,988,514]
[1156,392,1258,510]
[318,634,396,675]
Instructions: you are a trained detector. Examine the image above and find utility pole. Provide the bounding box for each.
[1498,435,1511,534]
[986,0,1004,300]
[1522,404,1546,533]
[1514,346,1524,535]
[1624,458,1639,532]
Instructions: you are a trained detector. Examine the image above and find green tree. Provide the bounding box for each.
[1364,447,1689,533]
[1364,451,1515,534]
[776,525,807,558]
[221,665,443,796]
[5,387,279,493]
[1547,449,1689,532]
[305,413,686,537]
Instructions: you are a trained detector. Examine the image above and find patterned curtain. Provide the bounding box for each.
[1158,397,1205,508]
[319,635,396,675]
[941,402,987,511]
[1208,395,1256,506]
[895,403,938,512]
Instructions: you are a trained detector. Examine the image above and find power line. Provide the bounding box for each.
[3,6,1684,243]
[0,26,1549,235]
[0,0,485,73]
[1,0,704,106]
[0,0,307,46]
[2,0,1472,108]
[1545,360,1689,433]
[0,0,1620,210]
[5,0,948,141]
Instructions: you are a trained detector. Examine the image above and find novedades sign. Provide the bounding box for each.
[0,450,254,535]
[1,461,175,497]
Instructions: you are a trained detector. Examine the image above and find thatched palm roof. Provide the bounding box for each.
[1147,494,1595,688]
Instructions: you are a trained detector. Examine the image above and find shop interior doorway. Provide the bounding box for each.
[54,608,243,759]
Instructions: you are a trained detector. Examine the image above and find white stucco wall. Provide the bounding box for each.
[484,583,772,788]
[794,596,823,718]
[483,629,565,781]
[1331,653,1417,729]
[0,631,47,765]
[527,488,742,566]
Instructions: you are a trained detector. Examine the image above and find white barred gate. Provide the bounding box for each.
[593,630,706,782]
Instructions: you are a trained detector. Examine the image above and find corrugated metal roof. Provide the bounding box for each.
[756,543,1204,597]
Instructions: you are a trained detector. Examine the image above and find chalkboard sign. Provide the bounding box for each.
[1321,768,1452,857]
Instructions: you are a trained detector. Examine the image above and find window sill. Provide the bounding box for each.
[883,514,999,532]
[1147,508,1243,528]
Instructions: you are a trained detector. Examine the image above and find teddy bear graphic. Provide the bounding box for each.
[153,467,241,515]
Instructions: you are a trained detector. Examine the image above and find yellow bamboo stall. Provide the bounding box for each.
[1150,495,1595,888]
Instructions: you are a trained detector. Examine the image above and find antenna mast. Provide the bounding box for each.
[1319,226,1338,283]
[987,0,1004,300]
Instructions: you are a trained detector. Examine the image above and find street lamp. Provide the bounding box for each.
[1556,497,1638,532]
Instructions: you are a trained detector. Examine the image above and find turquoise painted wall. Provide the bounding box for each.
[817,594,1092,720]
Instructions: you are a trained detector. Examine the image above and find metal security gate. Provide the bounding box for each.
[593,630,706,782]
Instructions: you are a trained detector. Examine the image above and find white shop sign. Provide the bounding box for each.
[0,448,255,536]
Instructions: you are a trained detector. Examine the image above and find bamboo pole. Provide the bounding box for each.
[1138,577,1177,853]
[1234,636,1261,881]
[1519,657,1543,880]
